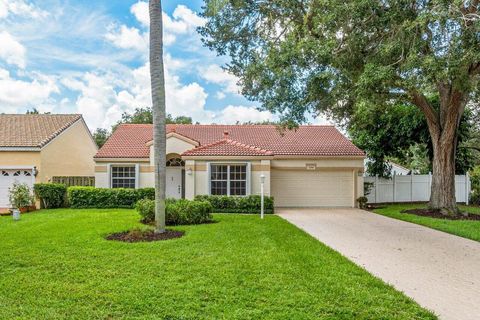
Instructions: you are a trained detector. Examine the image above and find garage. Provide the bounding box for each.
[271,169,354,207]
[0,169,34,208]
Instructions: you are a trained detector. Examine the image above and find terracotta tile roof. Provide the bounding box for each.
[95,124,365,158]
[0,114,82,148]
[182,138,273,157]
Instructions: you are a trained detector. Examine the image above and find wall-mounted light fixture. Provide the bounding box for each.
[186,168,193,175]
[33,166,38,177]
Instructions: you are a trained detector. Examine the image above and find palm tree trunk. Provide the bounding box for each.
[149,0,166,233]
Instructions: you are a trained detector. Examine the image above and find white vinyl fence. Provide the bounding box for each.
[364,173,471,204]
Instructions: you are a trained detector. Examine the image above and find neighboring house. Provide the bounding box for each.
[364,160,411,176]
[0,114,97,209]
[95,124,365,208]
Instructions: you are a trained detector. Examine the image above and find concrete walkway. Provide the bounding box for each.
[277,208,480,320]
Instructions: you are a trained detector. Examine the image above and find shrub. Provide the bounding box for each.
[9,182,34,209]
[357,196,369,209]
[68,187,155,209]
[194,195,274,214]
[470,167,480,205]
[34,183,67,208]
[136,199,213,225]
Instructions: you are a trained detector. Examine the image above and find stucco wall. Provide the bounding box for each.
[150,136,196,165]
[0,151,42,183]
[41,120,97,182]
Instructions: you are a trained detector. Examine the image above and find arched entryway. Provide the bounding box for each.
[166,153,185,199]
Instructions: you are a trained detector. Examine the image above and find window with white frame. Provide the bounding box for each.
[111,166,136,188]
[210,164,247,196]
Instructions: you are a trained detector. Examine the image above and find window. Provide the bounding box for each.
[166,158,185,167]
[111,166,136,188]
[2,171,9,176]
[210,164,247,196]
[13,171,20,176]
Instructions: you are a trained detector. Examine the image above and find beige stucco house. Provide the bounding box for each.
[0,114,97,209]
[95,124,365,208]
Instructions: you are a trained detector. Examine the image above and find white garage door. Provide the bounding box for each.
[0,169,34,208]
[271,169,354,207]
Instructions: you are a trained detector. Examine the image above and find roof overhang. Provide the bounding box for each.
[94,157,150,163]
[146,132,200,147]
[0,147,41,152]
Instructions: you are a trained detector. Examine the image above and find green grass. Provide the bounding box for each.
[374,204,480,242]
[0,209,435,319]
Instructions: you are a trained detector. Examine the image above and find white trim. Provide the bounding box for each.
[0,147,40,152]
[207,161,250,196]
[246,162,251,195]
[207,162,211,195]
[135,164,140,189]
[107,164,111,188]
[109,164,137,189]
[0,166,35,170]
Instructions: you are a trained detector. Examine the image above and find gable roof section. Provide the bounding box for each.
[0,114,83,148]
[96,124,364,158]
[182,138,273,157]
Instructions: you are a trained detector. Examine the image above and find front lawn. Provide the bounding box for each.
[374,204,480,242]
[0,209,435,319]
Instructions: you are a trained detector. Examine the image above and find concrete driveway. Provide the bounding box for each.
[277,208,480,320]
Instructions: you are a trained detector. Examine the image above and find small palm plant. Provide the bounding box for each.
[9,182,34,220]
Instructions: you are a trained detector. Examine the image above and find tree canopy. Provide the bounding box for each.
[201,0,480,213]
[350,104,477,177]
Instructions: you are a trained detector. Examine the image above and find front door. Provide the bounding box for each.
[166,167,183,199]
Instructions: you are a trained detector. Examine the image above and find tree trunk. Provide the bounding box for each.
[429,133,458,215]
[411,85,467,216]
[149,0,166,233]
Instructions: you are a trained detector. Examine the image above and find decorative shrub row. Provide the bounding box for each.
[68,187,155,208]
[34,183,67,208]
[136,199,213,225]
[194,195,274,214]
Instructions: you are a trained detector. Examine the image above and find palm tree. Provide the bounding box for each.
[149,0,166,233]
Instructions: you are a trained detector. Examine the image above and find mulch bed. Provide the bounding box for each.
[402,209,480,221]
[106,229,185,242]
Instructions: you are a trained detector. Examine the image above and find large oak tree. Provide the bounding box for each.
[200,0,480,215]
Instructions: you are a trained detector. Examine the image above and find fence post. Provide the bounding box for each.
[375,175,378,204]
[410,174,414,202]
[392,173,396,203]
[466,172,469,206]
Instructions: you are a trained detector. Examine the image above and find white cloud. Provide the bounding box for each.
[215,92,226,100]
[0,0,48,19]
[0,31,26,68]
[0,68,58,107]
[128,1,204,46]
[199,64,240,94]
[213,105,274,124]
[105,25,148,52]
[130,1,149,27]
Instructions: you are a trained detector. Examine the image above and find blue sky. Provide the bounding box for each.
[0,0,282,130]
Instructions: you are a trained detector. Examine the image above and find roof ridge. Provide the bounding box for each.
[224,138,273,155]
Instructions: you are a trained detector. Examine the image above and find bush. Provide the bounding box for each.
[357,196,368,209]
[136,199,213,225]
[9,182,34,209]
[194,195,274,214]
[34,183,67,208]
[68,187,155,208]
[470,167,480,205]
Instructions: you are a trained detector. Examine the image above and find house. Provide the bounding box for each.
[94,124,365,208]
[364,160,411,176]
[0,114,97,209]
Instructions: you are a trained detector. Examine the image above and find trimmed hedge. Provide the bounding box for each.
[34,183,67,208]
[194,195,274,214]
[136,198,213,225]
[68,187,155,208]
